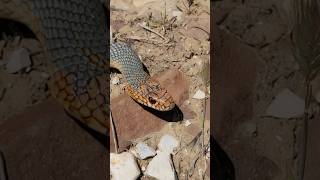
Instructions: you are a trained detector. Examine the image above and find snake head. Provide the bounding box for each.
[124,78,175,111]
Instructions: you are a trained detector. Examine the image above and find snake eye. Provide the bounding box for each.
[148,97,157,104]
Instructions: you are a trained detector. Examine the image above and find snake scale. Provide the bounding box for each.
[0,0,175,135]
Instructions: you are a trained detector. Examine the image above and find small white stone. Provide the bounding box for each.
[111,76,120,85]
[192,89,206,99]
[265,88,304,118]
[110,152,141,180]
[145,151,178,180]
[5,48,31,73]
[25,67,32,73]
[184,120,191,127]
[158,134,179,154]
[134,142,156,160]
[141,166,146,171]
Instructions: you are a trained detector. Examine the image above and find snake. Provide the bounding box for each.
[0,0,175,135]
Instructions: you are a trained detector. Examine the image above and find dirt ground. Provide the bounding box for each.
[213,0,320,180]
[0,0,210,180]
[110,0,210,179]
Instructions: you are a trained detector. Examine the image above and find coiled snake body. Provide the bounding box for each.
[0,0,175,135]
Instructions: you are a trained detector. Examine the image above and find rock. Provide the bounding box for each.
[110,152,141,180]
[20,38,42,55]
[132,142,156,159]
[111,76,120,85]
[145,151,177,180]
[192,89,206,99]
[110,69,189,151]
[5,48,31,73]
[158,134,179,154]
[184,120,191,126]
[265,89,304,118]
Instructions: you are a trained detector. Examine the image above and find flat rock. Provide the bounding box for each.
[132,142,156,160]
[110,69,189,152]
[265,88,304,118]
[0,99,107,180]
[145,151,177,180]
[5,47,31,73]
[157,134,179,154]
[110,152,140,180]
[192,89,206,99]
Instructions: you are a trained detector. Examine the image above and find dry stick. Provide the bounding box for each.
[110,111,119,154]
[138,23,168,41]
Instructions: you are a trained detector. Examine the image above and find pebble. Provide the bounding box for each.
[145,151,178,180]
[265,88,304,118]
[158,134,179,154]
[5,48,31,74]
[132,142,156,160]
[111,76,120,85]
[192,89,206,99]
[184,120,192,126]
[110,152,141,180]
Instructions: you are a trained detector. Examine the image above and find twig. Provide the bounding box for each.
[117,35,175,47]
[110,111,119,154]
[138,23,168,41]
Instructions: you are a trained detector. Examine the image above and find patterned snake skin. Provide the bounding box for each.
[111,42,175,111]
[0,0,175,135]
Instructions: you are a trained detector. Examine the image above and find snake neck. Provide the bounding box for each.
[110,42,150,89]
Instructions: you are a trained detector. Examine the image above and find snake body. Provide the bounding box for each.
[0,0,175,135]
[111,42,175,111]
